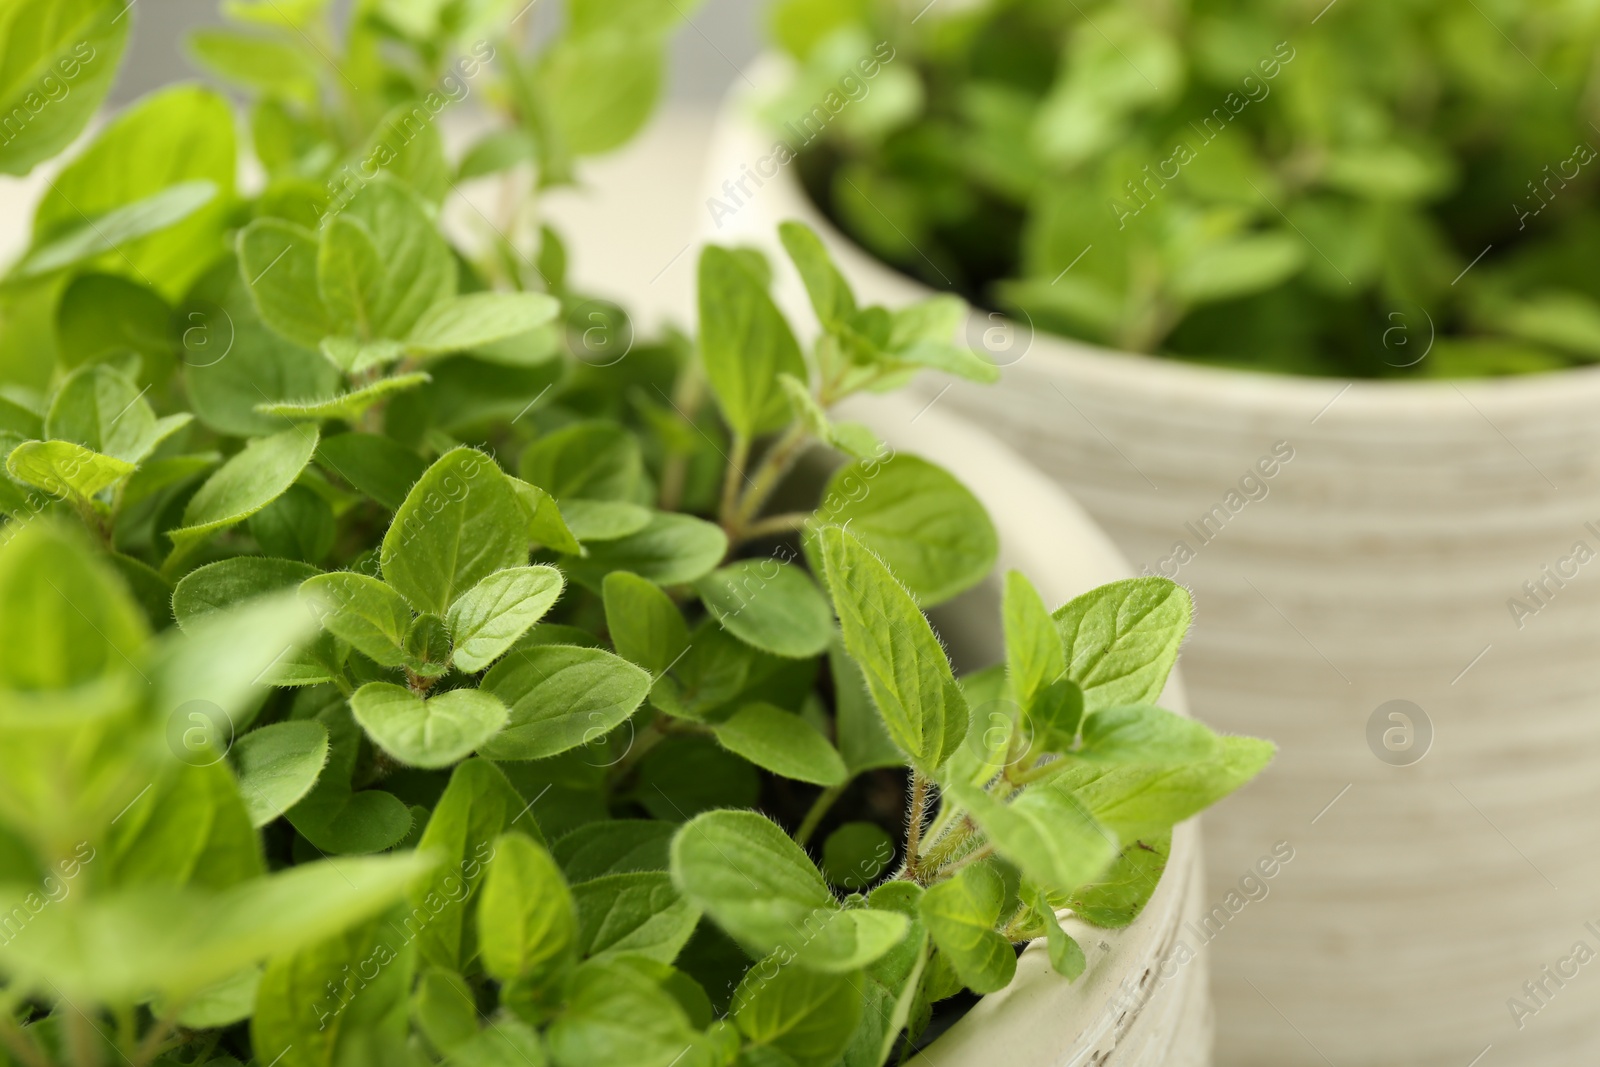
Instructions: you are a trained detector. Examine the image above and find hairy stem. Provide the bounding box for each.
[918,815,977,872]
[939,843,995,878]
[904,772,931,882]
[795,783,848,846]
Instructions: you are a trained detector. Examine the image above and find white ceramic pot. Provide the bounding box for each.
[853,390,1209,1067]
[704,57,1600,1067]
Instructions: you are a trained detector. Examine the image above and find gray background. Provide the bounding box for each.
[113,0,763,104]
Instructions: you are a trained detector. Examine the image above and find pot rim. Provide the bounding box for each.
[715,52,1600,421]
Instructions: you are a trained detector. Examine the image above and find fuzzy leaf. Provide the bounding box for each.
[407,292,562,356]
[166,427,319,560]
[381,447,529,615]
[1003,569,1066,711]
[695,559,833,659]
[5,440,133,502]
[670,810,907,971]
[237,218,332,348]
[602,570,688,675]
[231,720,330,828]
[697,245,807,436]
[253,372,431,422]
[479,645,652,761]
[18,181,218,278]
[572,871,701,963]
[1052,578,1191,711]
[350,683,509,769]
[519,420,643,502]
[0,0,130,176]
[818,525,968,775]
[411,759,532,970]
[947,779,1119,895]
[299,571,413,667]
[732,958,863,1067]
[478,831,577,985]
[446,565,565,673]
[562,512,727,590]
[815,454,996,607]
[918,862,1015,994]
[712,703,847,786]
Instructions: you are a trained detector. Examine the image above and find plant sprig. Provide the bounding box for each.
[0,2,1272,1066]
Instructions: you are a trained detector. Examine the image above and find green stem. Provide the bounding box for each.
[795,783,848,846]
[736,512,812,545]
[657,366,706,514]
[918,815,976,872]
[904,772,930,882]
[128,1007,183,1067]
[62,1002,98,1067]
[938,843,995,879]
[606,715,670,790]
[0,1015,51,1067]
[1010,756,1067,787]
[719,434,751,534]
[732,424,810,531]
[113,1005,136,1060]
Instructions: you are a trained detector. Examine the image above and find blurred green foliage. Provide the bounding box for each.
[767,0,1600,377]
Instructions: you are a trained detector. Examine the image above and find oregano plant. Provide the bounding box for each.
[766,0,1600,378]
[0,2,1271,1066]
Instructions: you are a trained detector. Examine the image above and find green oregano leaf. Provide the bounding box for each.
[602,570,689,675]
[380,447,529,615]
[697,244,807,437]
[479,644,652,761]
[350,683,509,769]
[231,720,329,828]
[815,454,997,607]
[5,440,133,503]
[731,956,863,1067]
[918,862,1015,994]
[166,427,319,566]
[478,830,577,986]
[818,525,968,775]
[695,559,833,659]
[712,702,847,786]
[446,565,565,673]
[571,871,702,964]
[1052,578,1192,711]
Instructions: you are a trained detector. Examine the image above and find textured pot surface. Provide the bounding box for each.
[854,391,1209,1067]
[707,58,1600,1066]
